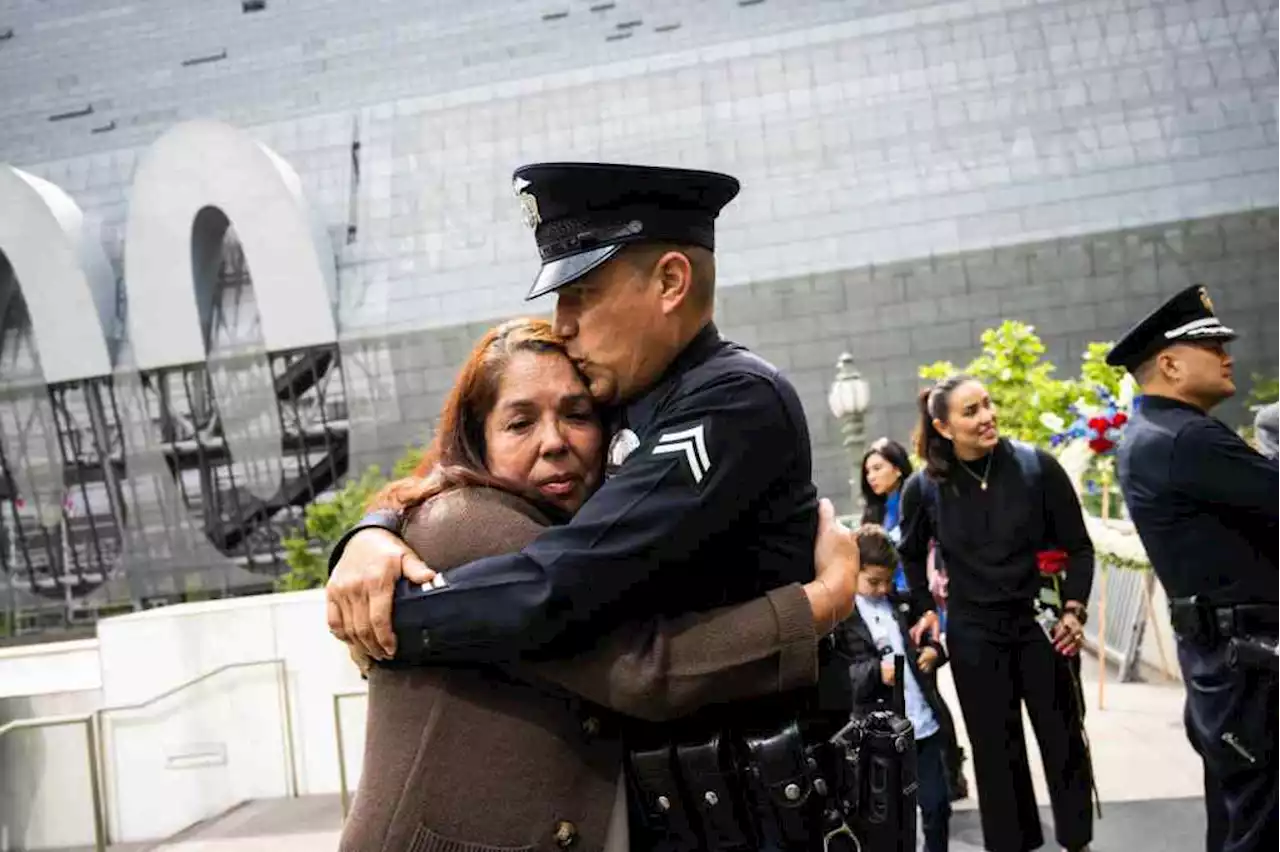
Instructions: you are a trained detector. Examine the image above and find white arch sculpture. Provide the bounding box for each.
[0,165,116,383]
[124,119,338,369]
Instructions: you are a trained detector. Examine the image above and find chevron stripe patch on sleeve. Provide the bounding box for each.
[651,423,711,483]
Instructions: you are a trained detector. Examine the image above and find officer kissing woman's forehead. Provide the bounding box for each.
[551,242,716,407]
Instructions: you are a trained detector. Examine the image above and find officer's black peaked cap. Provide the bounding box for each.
[1105,284,1237,371]
[511,162,741,300]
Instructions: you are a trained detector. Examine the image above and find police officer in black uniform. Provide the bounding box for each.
[1107,284,1278,852]
[326,163,869,850]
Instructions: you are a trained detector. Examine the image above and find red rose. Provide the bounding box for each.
[1088,437,1114,454]
[1113,412,1128,426]
[1038,549,1069,575]
[1088,416,1109,432]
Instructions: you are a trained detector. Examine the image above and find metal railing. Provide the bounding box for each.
[2,658,297,848]
[96,658,298,840]
[1084,561,1161,683]
[332,689,368,818]
[0,712,107,852]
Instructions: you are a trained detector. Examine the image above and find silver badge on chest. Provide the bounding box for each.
[607,428,641,477]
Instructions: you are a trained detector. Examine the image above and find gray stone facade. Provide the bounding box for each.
[351,208,1279,514]
[0,0,1275,631]
[1,0,1275,343]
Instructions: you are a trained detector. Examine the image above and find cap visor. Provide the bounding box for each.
[525,244,623,301]
[1109,323,1238,369]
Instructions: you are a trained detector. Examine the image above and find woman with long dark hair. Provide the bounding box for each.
[900,374,1096,852]
[859,437,913,531]
[859,436,914,595]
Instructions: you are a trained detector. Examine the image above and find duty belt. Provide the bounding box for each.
[625,656,919,851]
[1168,598,1279,647]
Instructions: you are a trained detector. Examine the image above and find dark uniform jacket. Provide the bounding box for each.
[341,486,819,852]
[393,322,820,661]
[837,598,951,717]
[1117,395,1278,606]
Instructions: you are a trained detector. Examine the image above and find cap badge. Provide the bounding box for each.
[513,177,541,229]
[1198,286,1214,314]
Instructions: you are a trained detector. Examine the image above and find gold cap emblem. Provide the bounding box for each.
[513,177,541,229]
[1198,286,1214,314]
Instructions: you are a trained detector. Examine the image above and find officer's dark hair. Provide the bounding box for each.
[621,242,716,310]
[913,373,978,481]
[1133,353,1159,386]
[368,318,597,517]
[859,437,913,525]
[853,523,899,572]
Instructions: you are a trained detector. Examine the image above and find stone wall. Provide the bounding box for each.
[0,0,1274,625]
[2,0,1275,352]
[355,208,1278,512]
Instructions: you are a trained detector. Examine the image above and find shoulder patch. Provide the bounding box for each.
[652,422,712,484]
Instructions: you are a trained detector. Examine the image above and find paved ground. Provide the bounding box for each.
[115,658,1205,852]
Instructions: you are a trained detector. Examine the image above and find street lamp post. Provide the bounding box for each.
[827,352,871,516]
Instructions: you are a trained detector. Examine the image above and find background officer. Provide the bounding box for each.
[1107,284,1278,852]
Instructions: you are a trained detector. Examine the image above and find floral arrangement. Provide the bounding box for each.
[1041,379,1135,457]
[1041,375,1151,572]
[1040,378,1138,506]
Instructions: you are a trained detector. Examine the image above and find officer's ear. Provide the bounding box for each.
[931,417,954,443]
[653,250,694,315]
[1156,349,1183,384]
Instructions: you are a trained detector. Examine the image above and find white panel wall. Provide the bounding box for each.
[0,639,101,698]
[2,591,367,848]
[0,688,103,852]
[93,591,366,842]
[1,642,105,851]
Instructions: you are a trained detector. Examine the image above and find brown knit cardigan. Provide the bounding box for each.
[339,486,818,852]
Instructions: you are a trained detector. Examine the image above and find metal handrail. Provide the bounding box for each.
[333,689,369,819]
[0,713,107,852]
[94,658,298,842]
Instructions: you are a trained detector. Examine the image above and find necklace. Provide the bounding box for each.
[957,453,994,491]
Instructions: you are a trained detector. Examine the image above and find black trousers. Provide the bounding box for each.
[1178,638,1278,852]
[947,604,1093,852]
[917,732,953,852]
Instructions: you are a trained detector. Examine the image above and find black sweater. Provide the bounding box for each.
[898,439,1095,615]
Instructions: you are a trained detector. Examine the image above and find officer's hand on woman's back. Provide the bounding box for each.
[326,528,436,660]
[808,498,861,632]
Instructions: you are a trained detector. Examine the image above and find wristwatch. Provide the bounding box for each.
[1063,602,1089,625]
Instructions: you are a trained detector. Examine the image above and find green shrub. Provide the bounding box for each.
[275,445,426,592]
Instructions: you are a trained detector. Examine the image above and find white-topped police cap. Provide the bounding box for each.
[511,162,741,301]
[1105,284,1237,371]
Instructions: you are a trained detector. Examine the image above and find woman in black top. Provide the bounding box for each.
[899,374,1096,852]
